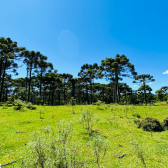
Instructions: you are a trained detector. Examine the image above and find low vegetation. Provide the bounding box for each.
[1,104,168,167]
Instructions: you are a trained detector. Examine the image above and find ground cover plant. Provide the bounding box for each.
[1,104,168,167]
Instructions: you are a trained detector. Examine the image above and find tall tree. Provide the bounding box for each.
[78,63,99,104]
[100,54,137,103]
[0,37,25,102]
[37,54,53,101]
[21,50,40,102]
[133,74,155,105]
[61,73,73,104]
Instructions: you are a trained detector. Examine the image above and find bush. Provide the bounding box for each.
[96,100,104,110]
[13,106,22,110]
[13,99,26,111]
[26,102,37,110]
[132,113,141,118]
[92,135,108,168]
[139,117,163,132]
[134,119,141,128]
[21,123,82,168]
[96,100,103,106]
[163,117,168,130]
[79,109,99,135]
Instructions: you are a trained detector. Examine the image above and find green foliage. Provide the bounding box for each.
[132,142,147,168]
[13,106,22,110]
[132,113,141,118]
[69,97,76,114]
[2,103,8,109]
[26,102,37,110]
[13,99,26,111]
[79,109,99,135]
[96,100,103,106]
[123,106,129,117]
[162,117,168,130]
[135,117,164,132]
[92,135,108,168]
[57,120,72,144]
[69,97,76,106]
[134,119,141,128]
[96,100,104,109]
[38,108,44,119]
[22,124,81,168]
[2,105,168,167]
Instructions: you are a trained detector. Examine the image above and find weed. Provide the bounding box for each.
[38,108,44,119]
[57,120,72,144]
[133,142,147,168]
[123,106,129,117]
[22,124,82,168]
[92,135,108,168]
[79,109,99,135]
[110,106,117,116]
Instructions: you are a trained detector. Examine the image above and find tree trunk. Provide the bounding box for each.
[0,57,7,102]
[48,84,51,105]
[0,58,3,101]
[26,68,28,102]
[40,70,42,98]
[144,82,147,105]
[86,84,88,104]
[90,80,93,104]
[51,85,54,105]
[63,79,66,104]
[115,71,119,103]
[28,64,32,102]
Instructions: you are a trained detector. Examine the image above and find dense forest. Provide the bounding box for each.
[0,37,167,105]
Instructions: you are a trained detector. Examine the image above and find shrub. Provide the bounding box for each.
[132,113,141,118]
[26,102,37,110]
[79,109,99,135]
[21,124,82,168]
[163,117,168,130]
[92,135,108,168]
[38,108,44,119]
[96,100,103,106]
[134,119,141,128]
[96,100,104,109]
[2,103,8,109]
[13,99,26,111]
[26,102,32,108]
[13,106,22,110]
[31,106,37,110]
[140,117,163,132]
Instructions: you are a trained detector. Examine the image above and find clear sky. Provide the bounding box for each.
[1,0,168,93]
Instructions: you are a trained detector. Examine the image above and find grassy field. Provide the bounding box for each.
[1,103,168,167]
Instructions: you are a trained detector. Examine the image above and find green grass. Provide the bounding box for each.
[1,104,168,167]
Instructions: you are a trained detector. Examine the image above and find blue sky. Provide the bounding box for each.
[1,0,168,93]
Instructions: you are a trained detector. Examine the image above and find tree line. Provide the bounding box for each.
[0,37,166,105]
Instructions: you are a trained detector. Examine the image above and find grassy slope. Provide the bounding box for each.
[1,104,168,167]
